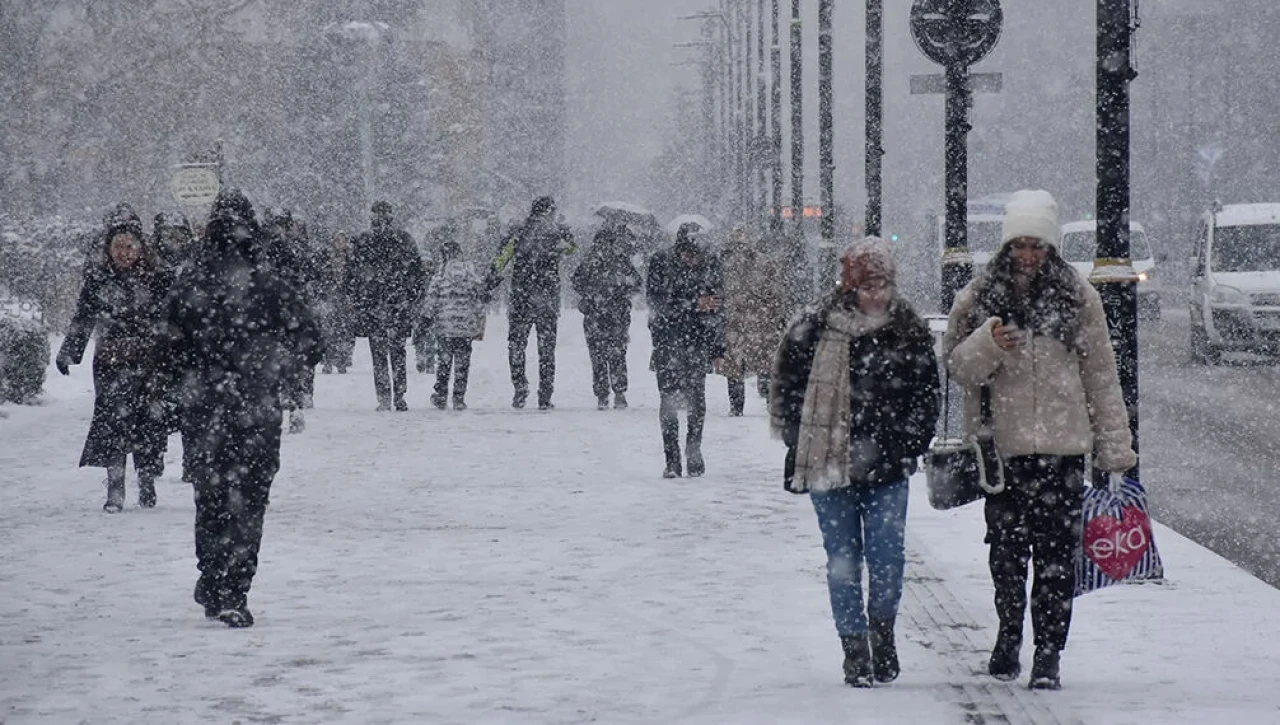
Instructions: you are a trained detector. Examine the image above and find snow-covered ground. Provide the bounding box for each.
[3,312,1280,724]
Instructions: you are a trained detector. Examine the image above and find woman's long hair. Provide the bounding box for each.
[969,243,1085,353]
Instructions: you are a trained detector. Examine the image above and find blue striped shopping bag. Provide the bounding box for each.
[1074,475,1164,597]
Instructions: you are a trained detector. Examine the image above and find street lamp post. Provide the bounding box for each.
[818,0,835,291]
[770,0,784,238]
[1094,0,1140,482]
[865,0,883,237]
[789,0,806,301]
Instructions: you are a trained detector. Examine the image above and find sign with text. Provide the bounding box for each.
[170,165,221,206]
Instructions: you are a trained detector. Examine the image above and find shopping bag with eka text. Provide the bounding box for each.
[1074,475,1164,597]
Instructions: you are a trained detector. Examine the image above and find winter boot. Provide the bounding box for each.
[841,633,874,688]
[394,397,409,412]
[138,476,157,509]
[217,607,255,629]
[869,618,900,683]
[512,390,528,409]
[103,473,126,513]
[613,392,628,410]
[662,419,682,478]
[1028,647,1061,690]
[452,399,467,412]
[988,627,1023,682]
[431,394,448,410]
[288,410,306,434]
[322,364,333,374]
[597,397,610,411]
[193,580,220,619]
[686,439,705,478]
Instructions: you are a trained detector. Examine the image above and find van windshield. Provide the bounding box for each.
[968,221,1003,253]
[1060,230,1152,262]
[1212,225,1280,272]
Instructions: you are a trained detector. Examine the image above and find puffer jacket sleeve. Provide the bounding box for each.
[1077,283,1138,472]
[768,305,822,447]
[900,320,942,456]
[943,281,1007,387]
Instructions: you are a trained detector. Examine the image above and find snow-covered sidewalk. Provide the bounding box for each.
[3,312,1279,724]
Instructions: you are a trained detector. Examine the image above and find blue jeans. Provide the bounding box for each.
[810,480,909,636]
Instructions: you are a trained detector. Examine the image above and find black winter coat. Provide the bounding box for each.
[646,244,725,384]
[161,219,323,486]
[60,261,171,469]
[344,225,427,338]
[772,295,941,487]
[571,231,641,331]
[503,214,575,316]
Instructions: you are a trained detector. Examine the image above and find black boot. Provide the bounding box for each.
[138,475,157,509]
[989,627,1023,682]
[1028,647,1061,690]
[869,618,900,683]
[686,439,705,477]
[193,580,220,619]
[840,633,874,688]
[103,469,125,513]
[661,413,682,478]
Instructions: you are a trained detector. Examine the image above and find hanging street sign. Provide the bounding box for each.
[910,0,1004,68]
[170,164,221,207]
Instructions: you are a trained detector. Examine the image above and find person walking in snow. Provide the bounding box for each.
[770,239,940,687]
[646,222,724,478]
[152,212,200,482]
[721,224,787,416]
[493,196,575,410]
[318,231,356,375]
[161,189,322,628]
[263,208,321,432]
[571,220,642,410]
[55,204,171,512]
[943,189,1137,690]
[344,201,427,411]
[422,234,487,410]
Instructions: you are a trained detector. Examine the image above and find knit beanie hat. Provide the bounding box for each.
[839,237,896,288]
[1000,189,1061,249]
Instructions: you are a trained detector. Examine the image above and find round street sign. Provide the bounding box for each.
[910,0,1004,68]
[170,165,221,206]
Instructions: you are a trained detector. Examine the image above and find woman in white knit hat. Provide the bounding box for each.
[942,189,1136,690]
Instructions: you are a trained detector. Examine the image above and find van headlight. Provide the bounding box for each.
[1210,285,1249,307]
[1137,271,1149,283]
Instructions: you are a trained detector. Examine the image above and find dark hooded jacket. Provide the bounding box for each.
[645,234,725,382]
[500,205,575,317]
[571,227,641,332]
[160,190,323,482]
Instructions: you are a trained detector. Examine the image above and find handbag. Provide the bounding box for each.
[925,376,1006,510]
[1074,474,1164,596]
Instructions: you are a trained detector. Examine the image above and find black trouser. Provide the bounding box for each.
[369,334,408,406]
[508,306,558,405]
[190,425,279,612]
[984,455,1085,652]
[584,317,628,400]
[434,337,473,404]
[657,373,706,464]
[726,365,771,415]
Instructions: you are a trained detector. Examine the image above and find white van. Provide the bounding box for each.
[1188,203,1280,363]
[1060,220,1162,320]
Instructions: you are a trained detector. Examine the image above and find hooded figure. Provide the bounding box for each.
[160,188,323,628]
[769,238,939,687]
[645,222,725,477]
[571,220,642,409]
[56,203,171,512]
[943,189,1136,690]
[343,201,427,411]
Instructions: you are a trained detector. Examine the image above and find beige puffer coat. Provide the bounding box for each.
[943,271,1137,473]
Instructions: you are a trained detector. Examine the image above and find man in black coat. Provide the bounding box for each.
[494,196,575,409]
[571,221,641,410]
[344,201,427,411]
[162,189,322,628]
[645,223,725,478]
